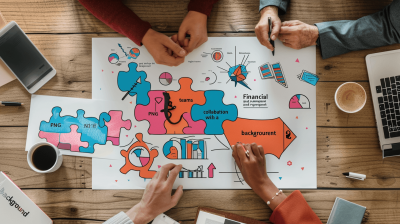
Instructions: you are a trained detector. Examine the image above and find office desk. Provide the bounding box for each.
[0,0,399,223]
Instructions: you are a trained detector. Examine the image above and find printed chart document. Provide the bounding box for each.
[91,37,317,189]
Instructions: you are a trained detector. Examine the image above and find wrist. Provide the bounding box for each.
[126,203,153,224]
[310,25,319,46]
[188,10,207,20]
[142,28,155,46]
[260,6,278,16]
[255,178,279,203]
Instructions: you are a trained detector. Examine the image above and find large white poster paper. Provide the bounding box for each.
[91,37,317,189]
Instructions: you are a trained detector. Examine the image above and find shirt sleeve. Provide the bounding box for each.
[103,212,134,224]
[270,190,322,224]
[188,0,220,16]
[259,0,290,15]
[315,0,400,59]
[78,0,151,46]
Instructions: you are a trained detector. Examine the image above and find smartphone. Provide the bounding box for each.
[0,21,56,93]
[153,214,180,224]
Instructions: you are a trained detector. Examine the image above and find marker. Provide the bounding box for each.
[268,17,275,56]
[0,101,24,106]
[342,172,366,181]
[238,143,250,158]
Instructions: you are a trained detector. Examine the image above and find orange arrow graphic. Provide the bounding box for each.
[223,117,296,159]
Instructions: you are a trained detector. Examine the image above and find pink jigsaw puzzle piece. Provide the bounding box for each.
[134,90,167,134]
[60,125,89,152]
[104,110,132,145]
[182,113,206,134]
[39,131,60,147]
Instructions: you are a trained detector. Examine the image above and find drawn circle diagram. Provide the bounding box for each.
[163,140,181,159]
[211,50,223,62]
[159,72,173,86]
[128,146,150,167]
[129,48,140,59]
[289,94,310,109]
[108,53,119,64]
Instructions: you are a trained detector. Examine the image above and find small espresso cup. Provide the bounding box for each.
[27,142,63,173]
[335,82,367,113]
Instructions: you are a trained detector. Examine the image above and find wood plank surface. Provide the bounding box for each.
[0,0,393,33]
[22,189,398,223]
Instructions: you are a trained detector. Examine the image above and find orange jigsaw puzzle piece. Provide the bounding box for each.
[165,78,205,133]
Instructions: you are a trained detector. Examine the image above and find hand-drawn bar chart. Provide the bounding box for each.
[163,137,207,159]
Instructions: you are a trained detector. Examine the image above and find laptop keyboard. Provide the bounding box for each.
[377,75,400,138]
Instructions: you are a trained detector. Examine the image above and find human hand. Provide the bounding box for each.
[176,11,208,54]
[278,20,319,49]
[142,29,186,66]
[232,143,286,210]
[255,6,281,51]
[126,164,183,224]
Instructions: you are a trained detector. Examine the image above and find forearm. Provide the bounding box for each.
[316,0,400,59]
[253,178,287,210]
[188,0,219,17]
[259,0,290,15]
[78,0,151,46]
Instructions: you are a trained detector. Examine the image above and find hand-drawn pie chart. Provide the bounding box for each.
[211,50,223,62]
[129,48,140,59]
[108,53,119,64]
[289,94,310,109]
[159,72,173,86]
[129,147,150,167]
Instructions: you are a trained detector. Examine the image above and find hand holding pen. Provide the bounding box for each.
[255,6,281,55]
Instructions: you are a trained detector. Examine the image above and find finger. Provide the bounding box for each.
[256,23,273,51]
[282,20,301,27]
[159,54,185,67]
[270,21,281,41]
[153,171,160,179]
[172,185,184,205]
[236,143,248,165]
[251,143,261,158]
[280,26,297,34]
[167,164,182,186]
[163,38,186,57]
[159,163,176,180]
[178,28,187,47]
[243,143,254,158]
[231,144,242,169]
[258,145,265,157]
[184,38,189,47]
[185,37,200,53]
[278,34,292,41]
[282,41,295,49]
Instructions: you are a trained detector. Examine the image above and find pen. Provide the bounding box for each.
[342,172,366,180]
[0,101,24,106]
[238,142,250,158]
[268,17,275,56]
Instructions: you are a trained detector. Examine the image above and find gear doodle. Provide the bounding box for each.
[120,133,158,178]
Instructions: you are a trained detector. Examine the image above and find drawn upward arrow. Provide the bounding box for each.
[208,163,216,178]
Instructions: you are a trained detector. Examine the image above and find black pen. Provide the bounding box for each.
[268,17,275,56]
[0,101,24,106]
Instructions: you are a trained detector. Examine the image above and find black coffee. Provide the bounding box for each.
[32,145,57,171]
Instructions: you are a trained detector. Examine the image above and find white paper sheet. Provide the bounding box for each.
[26,95,134,158]
[91,37,317,189]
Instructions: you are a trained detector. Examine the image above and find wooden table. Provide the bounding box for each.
[0,0,399,223]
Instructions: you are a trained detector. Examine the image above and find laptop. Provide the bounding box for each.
[366,49,400,158]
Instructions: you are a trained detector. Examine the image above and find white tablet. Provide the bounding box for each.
[0,21,56,93]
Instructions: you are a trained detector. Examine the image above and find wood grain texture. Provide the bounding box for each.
[0,0,393,33]
[23,189,399,223]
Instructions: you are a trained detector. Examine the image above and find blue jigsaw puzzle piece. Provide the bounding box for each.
[40,107,78,133]
[191,90,238,135]
[75,110,110,153]
[118,62,151,105]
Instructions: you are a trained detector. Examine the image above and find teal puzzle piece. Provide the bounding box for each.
[191,90,238,135]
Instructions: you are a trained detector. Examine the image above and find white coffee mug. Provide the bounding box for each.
[27,142,63,173]
[334,82,367,113]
